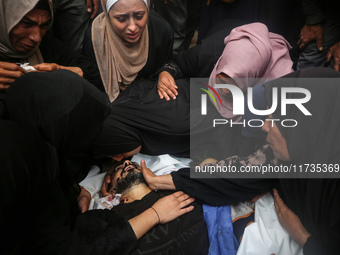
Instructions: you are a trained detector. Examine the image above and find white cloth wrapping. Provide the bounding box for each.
[236,193,303,255]
[131,153,191,176]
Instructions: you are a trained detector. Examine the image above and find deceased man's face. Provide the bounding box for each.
[111,160,145,194]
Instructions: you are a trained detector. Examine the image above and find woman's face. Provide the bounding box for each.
[9,8,51,53]
[109,0,148,46]
[262,115,291,161]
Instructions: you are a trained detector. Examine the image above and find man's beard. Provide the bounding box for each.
[116,170,146,194]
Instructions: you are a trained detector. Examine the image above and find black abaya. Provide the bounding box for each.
[93,77,237,160]
[264,67,340,254]
[5,70,111,202]
[1,73,139,254]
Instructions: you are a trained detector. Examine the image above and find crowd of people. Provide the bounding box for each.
[1,0,340,254]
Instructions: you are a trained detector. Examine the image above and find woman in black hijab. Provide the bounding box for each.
[93,77,237,162]
[140,67,340,254]
[2,71,196,254]
[5,70,111,205]
[262,67,340,255]
[0,119,196,255]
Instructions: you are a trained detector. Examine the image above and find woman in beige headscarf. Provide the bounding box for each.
[83,0,182,102]
[0,0,87,90]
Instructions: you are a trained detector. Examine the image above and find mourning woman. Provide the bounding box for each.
[262,67,340,254]
[1,70,195,254]
[209,22,293,121]
[82,0,182,102]
[140,67,340,254]
[0,0,98,117]
[93,77,237,162]
[5,70,111,208]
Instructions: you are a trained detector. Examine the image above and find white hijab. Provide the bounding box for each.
[92,0,149,102]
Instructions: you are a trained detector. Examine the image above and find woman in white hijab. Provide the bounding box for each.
[83,0,182,102]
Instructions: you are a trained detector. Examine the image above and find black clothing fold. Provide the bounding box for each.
[94,77,236,160]
[1,72,138,254]
[264,67,340,255]
[5,70,111,199]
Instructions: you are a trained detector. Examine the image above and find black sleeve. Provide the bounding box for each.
[171,145,276,206]
[67,209,138,255]
[171,168,275,206]
[81,26,105,91]
[302,235,338,255]
[301,0,325,25]
[175,31,225,78]
[152,59,183,79]
[40,30,103,88]
[143,11,183,79]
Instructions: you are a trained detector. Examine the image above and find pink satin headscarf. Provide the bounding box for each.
[209,22,293,121]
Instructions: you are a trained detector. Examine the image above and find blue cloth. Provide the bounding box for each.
[203,204,239,255]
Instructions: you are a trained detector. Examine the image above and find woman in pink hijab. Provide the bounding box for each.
[210,22,293,121]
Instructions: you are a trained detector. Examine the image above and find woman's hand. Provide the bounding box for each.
[128,191,194,239]
[297,24,323,51]
[0,61,25,89]
[327,41,340,71]
[34,63,83,77]
[140,159,176,190]
[86,0,100,19]
[77,187,91,213]
[157,71,178,101]
[273,189,311,246]
[151,191,195,224]
[100,167,115,197]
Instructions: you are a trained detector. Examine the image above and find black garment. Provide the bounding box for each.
[112,190,209,255]
[0,119,58,254]
[151,0,201,55]
[0,119,138,255]
[197,0,303,47]
[197,1,303,69]
[263,67,340,255]
[5,70,111,202]
[82,11,181,92]
[171,145,277,206]
[301,0,338,25]
[93,78,236,160]
[39,30,99,86]
[176,19,247,78]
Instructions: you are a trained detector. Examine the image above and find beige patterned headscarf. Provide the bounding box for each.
[92,0,149,102]
[0,0,53,65]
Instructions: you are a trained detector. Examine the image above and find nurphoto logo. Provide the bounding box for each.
[200,84,312,128]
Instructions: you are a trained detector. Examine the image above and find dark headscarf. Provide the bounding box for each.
[5,70,111,194]
[264,67,340,166]
[264,67,340,252]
